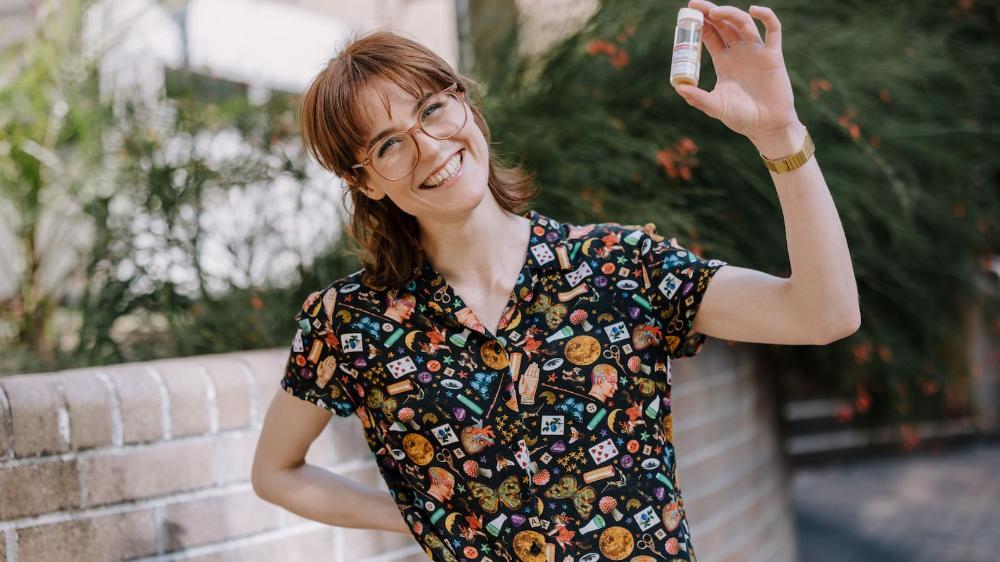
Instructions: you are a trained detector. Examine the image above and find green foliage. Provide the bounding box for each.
[3,0,997,437]
[472,0,999,426]
[1,1,357,374]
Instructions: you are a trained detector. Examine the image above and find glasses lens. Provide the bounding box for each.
[371,133,418,181]
[421,92,466,139]
[369,91,466,181]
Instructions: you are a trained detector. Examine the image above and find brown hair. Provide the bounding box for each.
[298,30,539,290]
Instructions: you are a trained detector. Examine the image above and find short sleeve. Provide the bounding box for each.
[639,227,728,359]
[280,288,358,417]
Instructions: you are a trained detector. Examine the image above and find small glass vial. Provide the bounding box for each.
[669,7,704,88]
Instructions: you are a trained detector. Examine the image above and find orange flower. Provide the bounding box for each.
[656,149,679,179]
[250,292,264,310]
[952,202,966,219]
[836,108,857,128]
[878,89,892,103]
[855,386,872,413]
[852,340,872,364]
[610,48,629,68]
[655,138,699,181]
[835,404,855,423]
[899,423,920,452]
[877,343,893,363]
[809,78,832,99]
[677,137,699,155]
[919,379,940,396]
[586,39,617,56]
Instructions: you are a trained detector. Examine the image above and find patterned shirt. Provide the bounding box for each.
[281,209,727,562]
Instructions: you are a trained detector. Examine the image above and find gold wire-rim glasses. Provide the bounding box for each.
[350,82,468,182]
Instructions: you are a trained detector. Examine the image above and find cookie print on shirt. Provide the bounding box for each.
[281,209,727,562]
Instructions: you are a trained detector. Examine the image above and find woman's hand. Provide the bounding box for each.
[674,1,805,157]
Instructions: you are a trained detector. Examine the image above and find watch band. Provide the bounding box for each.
[759,129,815,174]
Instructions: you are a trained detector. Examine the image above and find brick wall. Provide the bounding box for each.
[0,341,796,562]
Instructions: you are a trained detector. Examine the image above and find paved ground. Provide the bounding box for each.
[791,439,1000,562]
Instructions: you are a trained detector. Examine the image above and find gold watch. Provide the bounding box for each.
[759,129,815,174]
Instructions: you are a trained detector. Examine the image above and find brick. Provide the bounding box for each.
[17,508,157,562]
[327,417,372,464]
[1,374,65,457]
[0,459,79,519]
[238,348,286,425]
[225,526,338,562]
[214,431,258,485]
[0,387,9,459]
[201,356,251,430]
[298,415,368,470]
[150,359,211,437]
[178,553,226,562]
[161,489,282,551]
[80,440,215,506]
[103,364,163,444]
[58,371,113,450]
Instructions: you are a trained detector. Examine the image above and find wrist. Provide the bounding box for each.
[750,121,808,159]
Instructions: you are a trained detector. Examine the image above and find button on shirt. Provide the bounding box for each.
[282,209,727,562]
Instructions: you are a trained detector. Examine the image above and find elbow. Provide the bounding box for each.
[251,474,270,502]
[815,308,862,345]
[251,463,276,503]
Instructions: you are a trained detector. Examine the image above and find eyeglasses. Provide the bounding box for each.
[351,82,468,182]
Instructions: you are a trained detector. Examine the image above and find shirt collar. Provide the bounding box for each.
[522,208,573,274]
[408,208,571,305]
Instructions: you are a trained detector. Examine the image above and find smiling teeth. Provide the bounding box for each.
[422,153,461,188]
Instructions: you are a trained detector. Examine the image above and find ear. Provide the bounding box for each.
[349,177,386,201]
[361,184,387,201]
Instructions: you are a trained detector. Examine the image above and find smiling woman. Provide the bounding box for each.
[254,4,858,559]
[296,31,539,290]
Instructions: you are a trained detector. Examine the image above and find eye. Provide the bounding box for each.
[377,136,400,158]
[422,102,444,119]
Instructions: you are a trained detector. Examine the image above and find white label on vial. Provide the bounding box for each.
[671,44,700,78]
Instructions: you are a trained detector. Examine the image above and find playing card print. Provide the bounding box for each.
[280,209,727,561]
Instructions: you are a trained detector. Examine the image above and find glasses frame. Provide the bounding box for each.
[351,82,468,182]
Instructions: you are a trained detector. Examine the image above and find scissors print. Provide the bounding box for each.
[433,285,452,304]
[637,533,664,556]
[435,448,458,471]
[603,344,626,370]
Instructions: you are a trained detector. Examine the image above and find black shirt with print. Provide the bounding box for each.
[282,209,727,562]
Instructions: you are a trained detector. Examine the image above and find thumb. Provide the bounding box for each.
[675,85,720,117]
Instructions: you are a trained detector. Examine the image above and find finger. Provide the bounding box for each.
[749,4,782,51]
[709,5,764,44]
[686,0,726,50]
[702,19,729,53]
[674,84,723,119]
[687,0,720,11]
[717,20,742,46]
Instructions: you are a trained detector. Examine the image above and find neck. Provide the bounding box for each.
[418,199,530,285]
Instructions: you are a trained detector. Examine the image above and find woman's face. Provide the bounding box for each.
[353,78,490,218]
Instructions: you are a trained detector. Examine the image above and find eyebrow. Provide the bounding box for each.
[365,90,437,153]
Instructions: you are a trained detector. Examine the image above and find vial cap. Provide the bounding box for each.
[677,7,704,24]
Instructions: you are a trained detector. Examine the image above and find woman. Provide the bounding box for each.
[252,1,861,560]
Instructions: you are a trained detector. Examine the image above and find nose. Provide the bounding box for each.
[412,127,449,163]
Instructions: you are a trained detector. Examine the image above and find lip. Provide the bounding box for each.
[419,150,464,190]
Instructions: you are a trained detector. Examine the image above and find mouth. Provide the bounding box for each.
[419,150,464,190]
